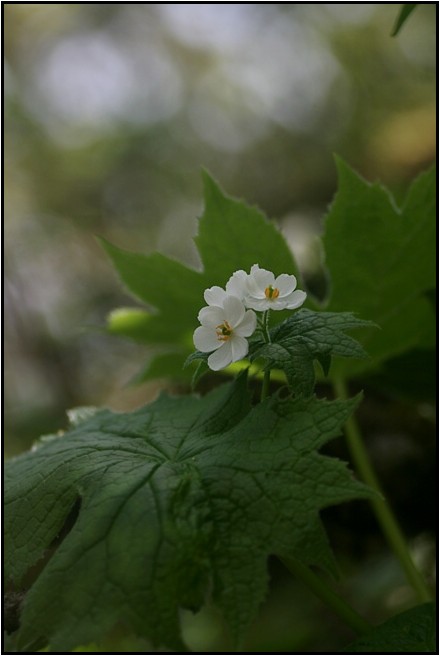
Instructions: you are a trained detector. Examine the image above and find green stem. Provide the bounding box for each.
[282,557,372,636]
[261,369,271,401]
[333,377,431,603]
[262,309,271,343]
[260,310,272,402]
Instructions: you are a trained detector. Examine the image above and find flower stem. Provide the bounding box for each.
[333,377,431,603]
[260,310,272,402]
[262,310,271,343]
[261,369,271,401]
[282,557,372,636]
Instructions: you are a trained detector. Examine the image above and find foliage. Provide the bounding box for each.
[323,159,436,378]
[105,159,435,390]
[103,171,299,382]
[4,3,436,652]
[4,157,435,652]
[391,4,418,36]
[5,374,371,651]
[249,310,374,397]
[345,603,436,653]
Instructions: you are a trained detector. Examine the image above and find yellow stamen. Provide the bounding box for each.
[265,285,280,300]
[216,321,233,341]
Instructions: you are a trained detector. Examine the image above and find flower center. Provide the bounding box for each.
[264,285,280,300]
[216,321,233,341]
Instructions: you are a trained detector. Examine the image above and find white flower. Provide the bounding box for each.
[193,295,257,371]
[245,264,307,311]
[203,269,248,307]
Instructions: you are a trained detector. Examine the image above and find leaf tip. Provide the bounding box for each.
[201,168,222,198]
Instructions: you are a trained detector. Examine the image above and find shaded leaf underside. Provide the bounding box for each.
[345,602,436,653]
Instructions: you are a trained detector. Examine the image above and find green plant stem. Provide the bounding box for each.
[262,309,271,343]
[259,310,272,402]
[261,369,271,401]
[282,557,372,636]
[333,377,431,603]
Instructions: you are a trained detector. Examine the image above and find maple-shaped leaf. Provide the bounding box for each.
[322,159,436,379]
[248,309,375,396]
[102,171,299,381]
[5,375,371,652]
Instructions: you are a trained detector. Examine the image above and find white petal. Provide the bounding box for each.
[285,289,307,309]
[193,326,221,352]
[230,335,249,362]
[245,297,271,311]
[226,270,248,299]
[247,265,274,297]
[275,273,297,297]
[204,286,227,307]
[268,299,289,310]
[235,310,257,337]
[198,305,225,327]
[208,342,233,370]
[223,295,245,327]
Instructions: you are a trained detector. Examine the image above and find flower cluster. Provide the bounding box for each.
[193,264,306,371]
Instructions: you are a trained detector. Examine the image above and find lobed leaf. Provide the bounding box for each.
[322,159,436,378]
[249,309,374,396]
[103,162,435,386]
[5,375,371,652]
[102,172,300,380]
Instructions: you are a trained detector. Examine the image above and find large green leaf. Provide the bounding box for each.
[5,375,371,652]
[345,603,436,653]
[102,172,299,380]
[195,171,299,284]
[322,159,436,378]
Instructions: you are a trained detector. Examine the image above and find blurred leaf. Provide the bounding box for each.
[107,307,153,343]
[345,603,435,652]
[101,243,205,345]
[102,172,299,380]
[391,4,418,36]
[322,159,436,379]
[134,351,188,383]
[105,162,435,387]
[195,170,300,284]
[6,375,371,652]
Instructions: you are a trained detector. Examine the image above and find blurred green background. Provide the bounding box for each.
[4,4,436,652]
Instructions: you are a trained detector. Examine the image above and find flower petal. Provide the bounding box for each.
[193,326,221,352]
[235,310,257,337]
[204,286,227,307]
[198,305,225,327]
[208,342,233,370]
[223,295,245,327]
[275,273,297,297]
[284,289,307,309]
[226,270,248,299]
[230,335,249,362]
[245,297,271,311]
[247,265,274,297]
